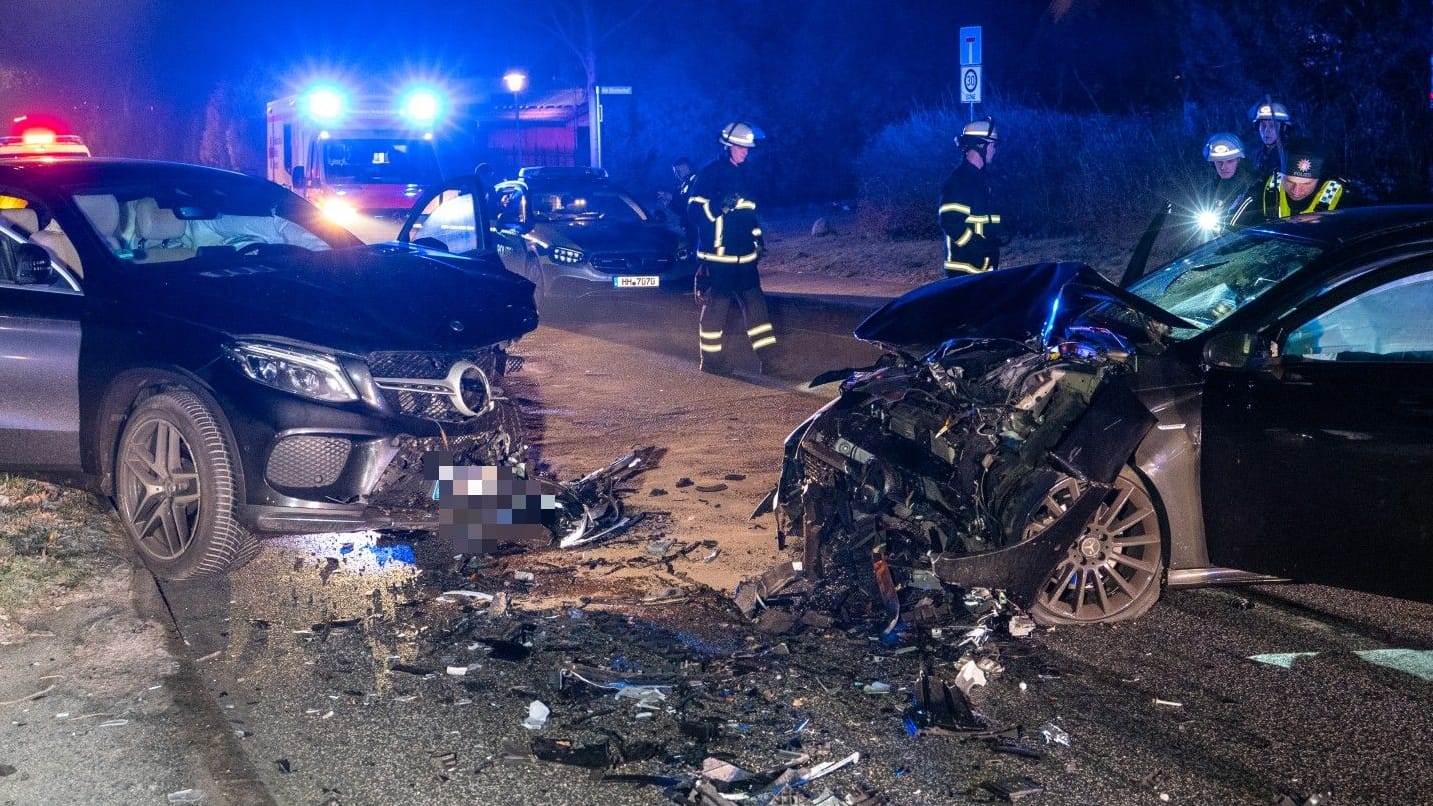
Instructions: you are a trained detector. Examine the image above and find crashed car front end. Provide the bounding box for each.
[773,263,1187,626]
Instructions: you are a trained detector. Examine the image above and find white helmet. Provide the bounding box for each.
[720,122,764,148]
[1203,133,1245,162]
[1249,100,1292,124]
[957,117,999,149]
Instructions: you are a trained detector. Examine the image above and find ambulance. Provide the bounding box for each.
[266,85,447,227]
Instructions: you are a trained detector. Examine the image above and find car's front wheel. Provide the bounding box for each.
[1025,468,1165,625]
[114,389,258,580]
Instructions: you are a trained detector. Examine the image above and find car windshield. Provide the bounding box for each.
[530,188,647,223]
[1125,228,1326,338]
[65,176,357,268]
[322,139,440,185]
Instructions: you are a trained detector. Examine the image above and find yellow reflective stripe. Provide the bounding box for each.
[689,196,717,222]
[751,336,777,350]
[988,215,1002,223]
[752,228,762,237]
[747,323,773,337]
[733,198,756,210]
[944,260,988,274]
[699,343,723,353]
[954,231,973,247]
[700,329,723,339]
[939,202,971,215]
[697,250,759,263]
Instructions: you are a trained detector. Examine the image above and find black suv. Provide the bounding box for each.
[491,166,690,301]
[0,159,536,579]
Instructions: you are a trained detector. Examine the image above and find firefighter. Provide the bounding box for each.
[1256,140,1347,220]
[686,122,776,375]
[938,117,1004,276]
[1198,133,1256,237]
[1248,98,1293,181]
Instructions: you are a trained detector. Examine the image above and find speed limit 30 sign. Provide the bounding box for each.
[961,65,982,104]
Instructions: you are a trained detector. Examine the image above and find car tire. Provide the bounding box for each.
[525,253,551,306]
[114,389,259,580]
[1025,467,1165,626]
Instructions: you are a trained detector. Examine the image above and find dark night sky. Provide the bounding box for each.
[1,1,1181,120]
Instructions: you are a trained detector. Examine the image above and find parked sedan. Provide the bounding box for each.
[0,159,536,579]
[773,207,1433,625]
[491,167,690,301]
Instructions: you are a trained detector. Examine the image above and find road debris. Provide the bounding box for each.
[166,789,204,803]
[982,775,1043,801]
[522,700,550,730]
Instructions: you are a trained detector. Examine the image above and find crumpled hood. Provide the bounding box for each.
[109,243,538,354]
[854,262,1193,354]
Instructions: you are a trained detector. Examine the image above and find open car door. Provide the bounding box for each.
[397,175,492,257]
[1200,262,1433,603]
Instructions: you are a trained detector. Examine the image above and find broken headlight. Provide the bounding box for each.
[225,341,360,403]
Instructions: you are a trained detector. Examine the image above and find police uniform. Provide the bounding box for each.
[686,153,774,373]
[938,158,1003,276]
[1259,149,1347,220]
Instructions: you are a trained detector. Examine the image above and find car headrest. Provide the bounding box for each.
[0,208,39,234]
[75,193,121,236]
[134,198,186,242]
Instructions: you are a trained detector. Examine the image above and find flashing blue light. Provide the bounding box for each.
[305,87,347,123]
[401,87,443,126]
[1041,293,1062,347]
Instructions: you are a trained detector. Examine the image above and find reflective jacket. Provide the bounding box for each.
[687,156,762,287]
[1259,173,1346,219]
[938,160,1003,274]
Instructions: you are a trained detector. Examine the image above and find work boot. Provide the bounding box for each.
[699,359,732,377]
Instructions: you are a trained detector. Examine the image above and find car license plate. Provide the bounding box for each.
[613,275,659,288]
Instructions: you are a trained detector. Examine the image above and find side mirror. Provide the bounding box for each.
[13,243,55,285]
[290,165,306,188]
[1203,330,1273,370]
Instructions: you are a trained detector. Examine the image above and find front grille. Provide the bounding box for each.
[590,256,673,274]
[266,436,352,489]
[368,348,503,423]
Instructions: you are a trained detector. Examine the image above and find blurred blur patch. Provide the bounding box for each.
[426,454,556,553]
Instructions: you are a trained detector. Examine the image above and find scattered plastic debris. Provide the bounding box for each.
[1152,698,1184,708]
[0,764,16,777]
[166,789,204,804]
[982,775,1043,801]
[522,700,550,730]
[797,752,860,785]
[861,681,892,695]
[446,666,468,676]
[1007,615,1036,637]
[1038,722,1070,746]
[954,660,988,696]
[274,759,291,774]
[694,483,728,493]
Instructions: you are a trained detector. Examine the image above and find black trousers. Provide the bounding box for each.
[697,281,775,368]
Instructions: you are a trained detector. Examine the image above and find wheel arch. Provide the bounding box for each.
[96,368,245,499]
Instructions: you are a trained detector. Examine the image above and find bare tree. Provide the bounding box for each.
[530,0,656,166]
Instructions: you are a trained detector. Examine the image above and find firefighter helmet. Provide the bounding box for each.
[1203,133,1245,162]
[719,122,763,148]
[1248,100,1292,125]
[957,117,998,149]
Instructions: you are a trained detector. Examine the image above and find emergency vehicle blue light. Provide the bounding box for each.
[401,88,443,126]
[305,87,347,123]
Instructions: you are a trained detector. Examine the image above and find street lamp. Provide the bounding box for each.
[502,70,527,168]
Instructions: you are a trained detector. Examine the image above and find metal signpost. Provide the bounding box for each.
[960,26,983,120]
[590,85,633,169]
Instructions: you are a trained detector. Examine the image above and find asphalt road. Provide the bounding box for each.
[155,289,1433,806]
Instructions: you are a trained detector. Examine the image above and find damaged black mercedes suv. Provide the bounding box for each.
[774,208,1433,625]
[0,159,536,579]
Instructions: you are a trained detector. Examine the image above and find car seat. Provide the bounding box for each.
[133,198,195,263]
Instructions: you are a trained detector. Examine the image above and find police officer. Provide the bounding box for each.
[1256,140,1348,220]
[1199,133,1256,237]
[939,118,1004,276]
[1248,98,1293,181]
[686,122,776,375]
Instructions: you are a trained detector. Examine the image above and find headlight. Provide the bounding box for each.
[225,342,360,403]
[1195,209,1221,232]
[550,246,585,265]
[320,197,360,226]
